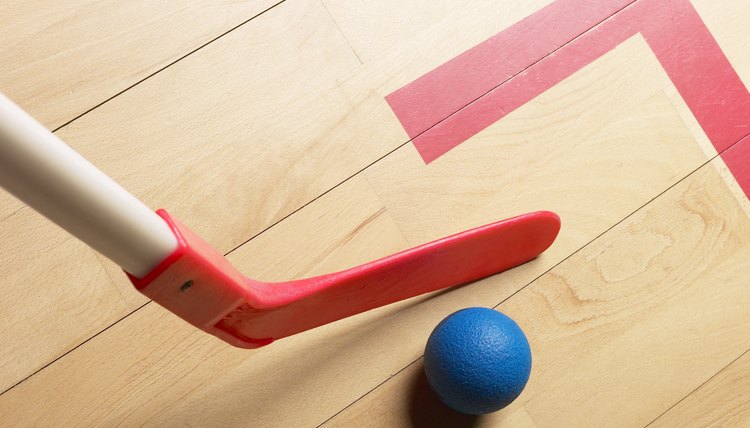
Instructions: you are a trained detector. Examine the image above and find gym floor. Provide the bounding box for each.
[1,0,748,426]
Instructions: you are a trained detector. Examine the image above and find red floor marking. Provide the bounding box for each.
[385,0,635,140]
[387,0,750,197]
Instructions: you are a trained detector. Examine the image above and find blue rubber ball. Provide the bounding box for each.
[424,307,532,415]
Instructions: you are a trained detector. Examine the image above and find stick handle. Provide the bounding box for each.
[0,93,177,277]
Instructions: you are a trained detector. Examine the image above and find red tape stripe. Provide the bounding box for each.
[385,0,635,140]
[387,0,750,197]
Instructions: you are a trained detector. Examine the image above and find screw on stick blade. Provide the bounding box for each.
[129,210,560,348]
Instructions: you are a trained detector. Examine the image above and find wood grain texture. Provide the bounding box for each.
[516,158,750,427]
[1,0,748,425]
[320,0,558,63]
[651,351,750,427]
[335,0,555,106]
[0,0,368,393]
[362,36,699,245]
[324,361,539,428]
[0,37,724,426]
[692,0,750,85]
[321,0,459,63]
[325,140,750,428]
[0,0,279,129]
[0,0,591,395]
[0,206,127,393]
[0,177,418,427]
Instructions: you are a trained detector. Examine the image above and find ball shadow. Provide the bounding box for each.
[407,362,482,428]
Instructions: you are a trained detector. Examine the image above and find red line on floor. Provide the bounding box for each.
[387,0,750,197]
[385,0,635,142]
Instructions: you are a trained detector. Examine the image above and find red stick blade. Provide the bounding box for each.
[218,211,560,345]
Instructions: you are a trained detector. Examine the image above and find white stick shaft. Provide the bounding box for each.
[0,93,178,277]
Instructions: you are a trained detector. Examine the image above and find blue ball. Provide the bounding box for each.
[424,307,532,415]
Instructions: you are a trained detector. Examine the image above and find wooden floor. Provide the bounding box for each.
[1,0,748,426]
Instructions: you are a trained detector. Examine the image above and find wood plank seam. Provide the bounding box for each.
[384,0,637,158]
[319,46,750,414]
[387,0,750,166]
[47,1,286,134]
[319,0,364,64]
[8,0,746,403]
[51,20,719,400]
[0,130,414,398]
[316,358,423,427]
[319,145,748,426]
[386,0,637,148]
[0,301,150,397]
[280,12,747,418]
[2,0,748,422]
[222,138,413,257]
[645,347,750,426]
[0,2,292,393]
[0,0,350,395]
